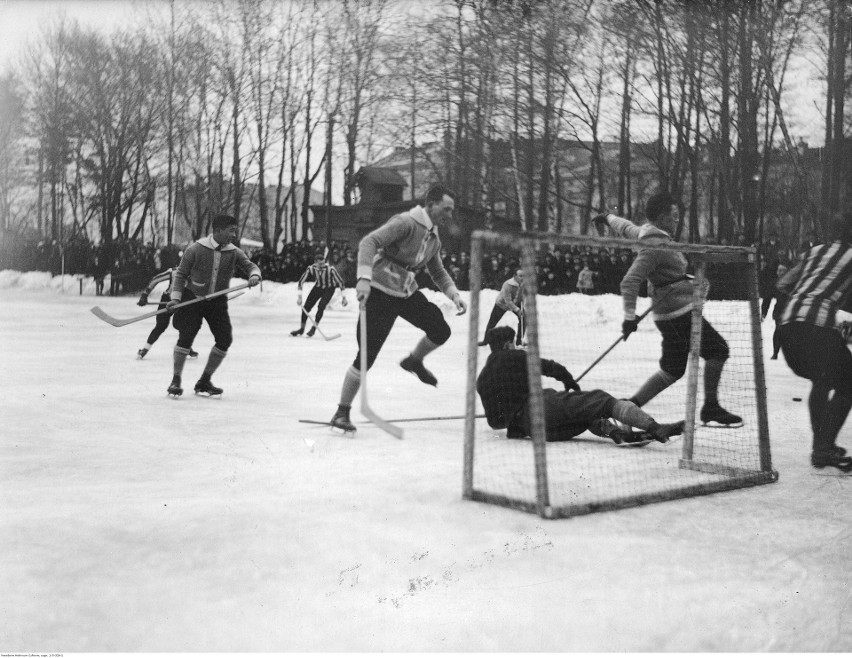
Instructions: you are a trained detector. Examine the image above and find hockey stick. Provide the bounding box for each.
[575,276,690,383]
[91,282,250,327]
[299,413,485,426]
[146,291,245,305]
[360,307,404,439]
[298,303,341,341]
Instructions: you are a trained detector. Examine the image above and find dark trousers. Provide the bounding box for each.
[780,322,852,453]
[302,286,336,326]
[172,291,233,351]
[515,389,616,440]
[483,304,524,344]
[351,289,451,371]
[146,292,172,345]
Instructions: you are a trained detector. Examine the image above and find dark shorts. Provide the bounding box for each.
[172,292,233,351]
[352,289,451,370]
[656,313,729,379]
[515,388,616,440]
[780,322,852,392]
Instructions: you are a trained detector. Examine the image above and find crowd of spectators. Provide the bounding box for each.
[0,226,804,301]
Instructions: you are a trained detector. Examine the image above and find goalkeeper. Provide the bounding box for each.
[476,326,684,445]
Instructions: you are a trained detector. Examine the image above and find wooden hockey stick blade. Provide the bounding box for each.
[299,303,341,341]
[360,307,404,439]
[91,282,250,327]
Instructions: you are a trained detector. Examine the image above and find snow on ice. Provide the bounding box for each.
[1,272,851,652]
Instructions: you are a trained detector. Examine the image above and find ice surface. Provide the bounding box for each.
[1,272,851,652]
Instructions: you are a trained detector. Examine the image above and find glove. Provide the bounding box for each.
[452,293,467,316]
[592,213,610,235]
[137,293,148,307]
[622,318,639,339]
[296,293,302,306]
[248,274,261,288]
[165,299,179,315]
[563,376,581,393]
[356,278,372,306]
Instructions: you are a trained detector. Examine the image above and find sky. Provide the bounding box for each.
[2,271,851,651]
[0,0,827,146]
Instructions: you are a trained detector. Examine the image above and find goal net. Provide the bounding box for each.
[463,230,778,519]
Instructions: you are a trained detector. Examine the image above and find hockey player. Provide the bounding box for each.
[291,249,347,337]
[135,268,197,360]
[593,192,742,427]
[329,184,467,432]
[478,269,525,346]
[476,326,684,444]
[165,214,262,397]
[776,220,852,473]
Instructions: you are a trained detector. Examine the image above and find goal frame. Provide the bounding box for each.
[463,229,778,519]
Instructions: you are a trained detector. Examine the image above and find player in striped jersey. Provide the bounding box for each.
[290,250,348,337]
[135,268,197,360]
[776,220,852,473]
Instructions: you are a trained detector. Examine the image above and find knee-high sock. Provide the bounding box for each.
[410,336,440,362]
[612,399,656,431]
[202,346,227,378]
[631,369,678,407]
[173,346,191,377]
[703,358,725,406]
[339,365,361,408]
[813,388,852,453]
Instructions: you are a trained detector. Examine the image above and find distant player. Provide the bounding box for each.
[165,214,262,397]
[135,268,197,360]
[476,326,684,444]
[776,220,852,473]
[291,249,347,337]
[478,269,525,346]
[329,184,467,432]
[593,192,741,427]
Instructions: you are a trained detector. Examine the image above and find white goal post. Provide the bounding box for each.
[463,229,778,519]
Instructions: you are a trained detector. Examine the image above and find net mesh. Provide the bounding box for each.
[464,232,777,518]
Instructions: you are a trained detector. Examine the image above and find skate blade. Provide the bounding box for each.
[701,420,744,429]
[194,391,222,398]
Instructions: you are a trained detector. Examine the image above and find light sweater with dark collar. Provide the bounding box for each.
[171,236,261,301]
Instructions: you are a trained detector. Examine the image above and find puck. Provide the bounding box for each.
[793,397,802,401]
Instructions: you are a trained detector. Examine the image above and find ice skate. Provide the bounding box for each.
[306,326,316,338]
[194,375,223,397]
[330,405,356,433]
[137,348,149,359]
[290,328,304,337]
[400,355,438,387]
[811,449,852,474]
[700,403,743,428]
[167,375,183,397]
[648,420,685,443]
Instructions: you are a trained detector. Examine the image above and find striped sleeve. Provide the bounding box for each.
[145,269,174,294]
[297,266,313,289]
[329,266,345,289]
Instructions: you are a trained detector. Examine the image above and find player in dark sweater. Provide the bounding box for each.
[476,326,684,444]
